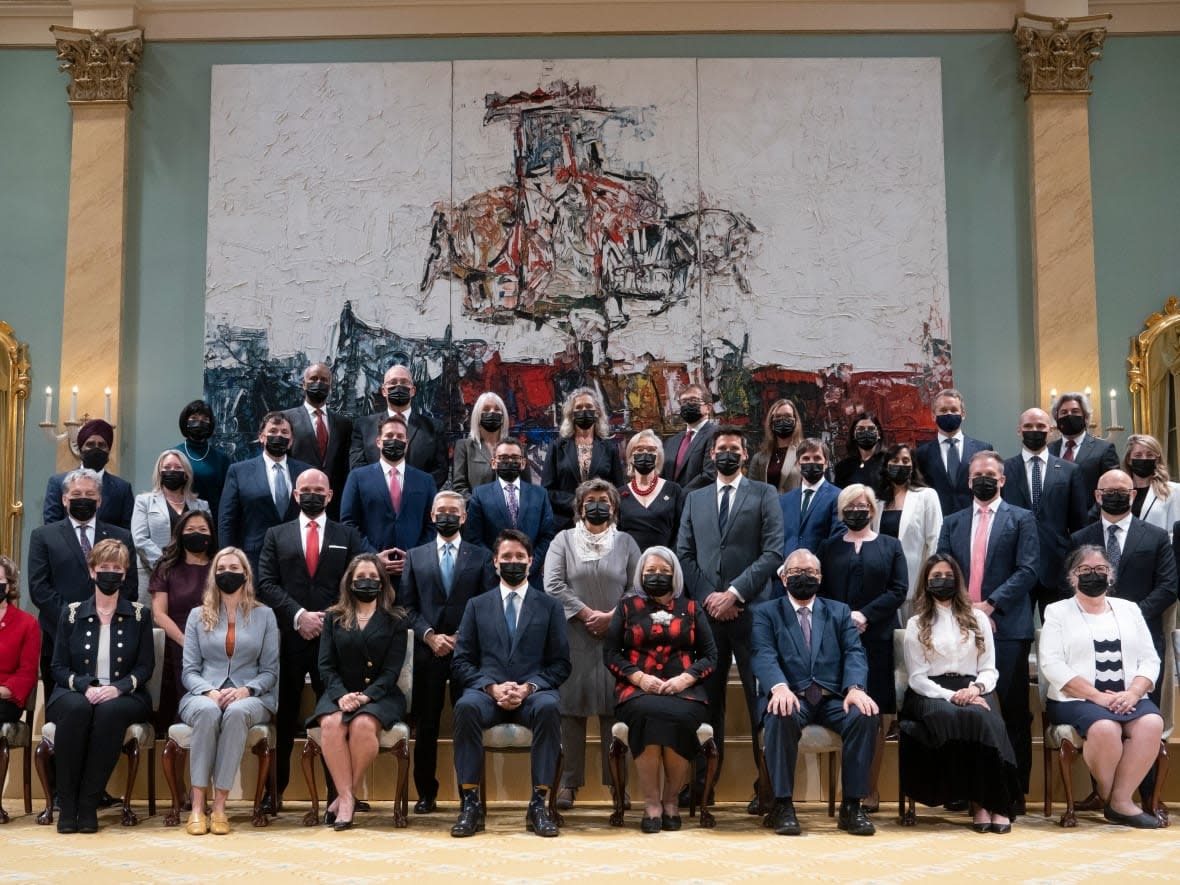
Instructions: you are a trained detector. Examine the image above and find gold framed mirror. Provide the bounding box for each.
[0,321,30,570]
[1128,296,1180,466]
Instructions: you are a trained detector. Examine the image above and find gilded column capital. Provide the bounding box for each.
[50,25,144,107]
[1013,12,1112,97]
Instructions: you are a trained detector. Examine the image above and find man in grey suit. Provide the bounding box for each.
[676,425,785,805]
[1048,391,1120,500]
[280,362,352,520]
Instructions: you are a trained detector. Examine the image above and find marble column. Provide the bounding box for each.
[51,25,144,470]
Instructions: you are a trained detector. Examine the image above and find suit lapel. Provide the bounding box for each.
[953,509,974,572]
[720,480,751,541]
[1118,521,1147,578]
[255,458,283,522]
[809,600,825,671]
[798,484,822,529]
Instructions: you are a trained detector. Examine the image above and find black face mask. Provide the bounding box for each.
[714,451,742,477]
[927,576,957,601]
[971,476,999,501]
[935,413,962,434]
[1129,458,1157,479]
[381,439,407,462]
[1100,491,1133,516]
[264,435,290,457]
[885,464,912,486]
[498,561,528,587]
[160,470,187,491]
[572,410,598,430]
[771,418,796,439]
[583,502,612,526]
[799,463,825,484]
[298,493,327,517]
[434,513,462,538]
[785,574,820,600]
[679,402,702,425]
[641,573,674,598]
[351,579,381,603]
[94,571,122,596]
[185,420,213,442]
[842,510,871,531]
[67,497,98,522]
[495,463,522,483]
[1057,414,1087,436]
[386,385,412,407]
[181,532,212,554]
[305,382,330,406]
[1021,430,1048,451]
[81,448,110,471]
[853,430,879,450]
[479,412,504,432]
[1076,573,1110,597]
[215,571,247,594]
[632,453,657,476]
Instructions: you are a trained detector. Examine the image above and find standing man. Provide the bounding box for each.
[1048,392,1121,500]
[400,491,498,813]
[43,419,134,529]
[449,530,571,838]
[676,425,784,806]
[780,438,844,559]
[937,450,1039,808]
[1002,407,1089,615]
[915,389,994,516]
[281,362,352,520]
[349,363,448,489]
[662,384,718,492]
[256,468,373,809]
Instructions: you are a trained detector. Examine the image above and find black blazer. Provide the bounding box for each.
[817,534,908,641]
[311,608,409,728]
[915,435,994,516]
[833,450,887,490]
[1001,453,1089,587]
[49,596,154,710]
[217,455,312,571]
[43,470,135,530]
[451,586,571,692]
[400,539,498,643]
[1049,434,1120,499]
[661,421,718,491]
[542,436,626,530]
[349,411,448,490]
[256,519,374,652]
[280,405,353,519]
[27,519,137,639]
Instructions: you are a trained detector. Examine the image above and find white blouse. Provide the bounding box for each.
[903,607,998,701]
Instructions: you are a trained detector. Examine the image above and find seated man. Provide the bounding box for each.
[449,529,571,838]
[751,548,879,837]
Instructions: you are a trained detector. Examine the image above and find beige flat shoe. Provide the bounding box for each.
[210,812,230,835]
[186,812,208,835]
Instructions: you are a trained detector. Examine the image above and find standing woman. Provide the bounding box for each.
[542,387,626,531]
[46,539,154,834]
[1122,434,1180,531]
[179,547,279,836]
[817,483,907,809]
[175,401,231,518]
[617,429,683,551]
[452,392,511,499]
[748,398,804,492]
[834,412,887,489]
[131,449,210,600]
[544,479,641,809]
[873,444,942,621]
[0,556,40,726]
[311,554,410,831]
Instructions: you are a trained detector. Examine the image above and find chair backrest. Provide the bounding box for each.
[397,628,413,711]
[892,628,907,712]
[147,627,166,711]
[1158,606,1176,740]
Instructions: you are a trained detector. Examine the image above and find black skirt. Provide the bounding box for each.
[864,638,896,714]
[899,674,1021,816]
[616,693,706,761]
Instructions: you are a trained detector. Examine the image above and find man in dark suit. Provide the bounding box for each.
[1048,392,1121,499]
[752,549,879,836]
[464,439,556,583]
[217,411,311,573]
[1002,407,1089,615]
[256,468,373,805]
[348,363,448,489]
[915,388,994,516]
[676,425,785,802]
[780,438,845,558]
[42,419,134,529]
[280,362,352,520]
[662,384,718,491]
[400,490,498,813]
[937,450,1039,803]
[341,414,436,582]
[448,529,571,838]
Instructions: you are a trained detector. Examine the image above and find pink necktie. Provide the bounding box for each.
[968,506,990,602]
[389,467,402,514]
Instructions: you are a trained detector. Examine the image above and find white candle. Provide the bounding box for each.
[104,387,112,423]
[1084,386,1092,398]
[1110,389,1118,427]
[44,386,53,424]
[70,386,78,423]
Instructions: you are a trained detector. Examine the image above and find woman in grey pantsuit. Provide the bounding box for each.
[179,546,279,836]
[544,478,641,809]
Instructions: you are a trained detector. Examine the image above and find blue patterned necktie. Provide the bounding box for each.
[505,591,519,642]
[441,543,455,597]
[272,463,288,513]
[1030,456,1043,513]
[1107,525,1122,576]
[505,482,520,528]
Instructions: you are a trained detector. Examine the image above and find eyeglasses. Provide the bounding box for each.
[784,568,820,578]
[680,398,704,406]
[496,458,524,467]
[1074,566,1111,578]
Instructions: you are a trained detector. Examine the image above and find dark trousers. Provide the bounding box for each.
[46,692,148,819]
[39,641,55,722]
[993,638,1033,794]
[452,688,560,789]
[411,646,459,801]
[275,642,325,797]
[698,610,761,792]
[763,694,877,799]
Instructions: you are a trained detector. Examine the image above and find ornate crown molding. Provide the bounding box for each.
[50,24,144,106]
[1013,12,1113,97]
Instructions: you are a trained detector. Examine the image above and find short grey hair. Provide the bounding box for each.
[62,468,103,495]
[778,548,820,577]
[624,429,665,478]
[632,546,685,599]
[559,387,610,440]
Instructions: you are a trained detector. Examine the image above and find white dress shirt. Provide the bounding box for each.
[69,514,98,544]
[293,512,327,629]
[304,401,330,435]
[938,431,965,471]
[438,534,462,559]
[1021,448,1047,495]
[904,607,998,700]
[499,476,521,506]
[500,582,527,629]
[264,453,289,499]
[382,460,405,487]
[1100,512,1133,555]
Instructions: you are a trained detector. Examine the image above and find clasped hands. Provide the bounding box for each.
[338,691,371,713]
[204,686,251,709]
[297,610,325,640]
[1100,688,1142,715]
[84,684,120,705]
[485,681,533,710]
[704,591,740,622]
[635,672,694,696]
[425,631,456,657]
[767,684,879,717]
[379,547,406,576]
[949,684,990,709]
[580,608,612,639]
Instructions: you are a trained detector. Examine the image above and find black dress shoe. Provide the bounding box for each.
[56,817,79,834]
[640,816,661,833]
[1104,804,1162,829]
[323,810,336,826]
[78,807,99,834]
[332,817,355,831]
[677,787,691,809]
[747,795,766,815]
[972,822,992,833]
[450,789,484,838]
[990,822,1012,834]
[96,791,119,809]
[355,800,371,813]
[259,791,277,815]
[943,799,969,812]
[1013,797,1027,816]
[838,800,876,836]
[414,797,437,814]
[526,793,560,837]
[767,799,801,836]
[661,813,682,831]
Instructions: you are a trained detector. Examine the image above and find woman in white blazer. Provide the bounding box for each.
[1038,544,1163,829]
[873,443,943,621]
[131,449,210,600]
[1123,435,1180,532]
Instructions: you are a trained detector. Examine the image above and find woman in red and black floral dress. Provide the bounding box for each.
[604,546,715,833]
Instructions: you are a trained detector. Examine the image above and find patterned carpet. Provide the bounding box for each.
[3,803,1178,883]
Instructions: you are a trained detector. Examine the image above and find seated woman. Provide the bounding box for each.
[603,546,716,833]
[0,555,40,723]
[179,546,279,836]
[311,553,410,831]
[46,539,154,834]
[1040,544,1164,829]
[900,553,1019,833]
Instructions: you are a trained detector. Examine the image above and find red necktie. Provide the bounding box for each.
[675,428,695,476]
[968,506,990,603]
[389,466,402,514]
[1063,440,1076,462]
[314,409,328,463]
[306,519,319,578]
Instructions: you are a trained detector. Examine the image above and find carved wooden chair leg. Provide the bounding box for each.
[300,738,321,826]
[699,738,719,829]
[1042,742,1053,818]
[147,744,157,817]
[0,740,10,823]
[754,731,773,823]
[161,738,181,826]
[34,740,53,825]
[1058,741,1078,828]
[121,740,140,826]
[607,736,627,827]
[22,732,32,815]
[392,739,410,828]
[1151,742,1170,827]
[251,739,271,827]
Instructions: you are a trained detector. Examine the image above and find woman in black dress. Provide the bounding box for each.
[617,429,684,551]
[311,553,410,831]
[542,387,626,531]
[833,412,887,489]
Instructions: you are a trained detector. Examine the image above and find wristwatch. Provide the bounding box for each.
[973,681,986,693]
[844,684,864,696]
[247,685,258,697]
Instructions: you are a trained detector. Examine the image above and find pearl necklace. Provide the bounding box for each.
[183,440,209,463]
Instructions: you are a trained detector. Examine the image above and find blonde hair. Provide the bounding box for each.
[1123,434,1172,501]
[836,483,878,520]
[559,387,610,439]
[150,448,198,499]
[89,538,130,571]
[624,429,665,478]
[198,547,262,631]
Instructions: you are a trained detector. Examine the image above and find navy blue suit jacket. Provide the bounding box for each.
[43,470,135,530]
[916,435,994,516]
[937,499,1040,640]
[1001,453,1088,587]
[451,586,571,692]
[339,461,435,553]
[780,481,845,559]
[217,455,311,571]
[751,596,868,705]
[400,539,498,643]
[463,480,556,581]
